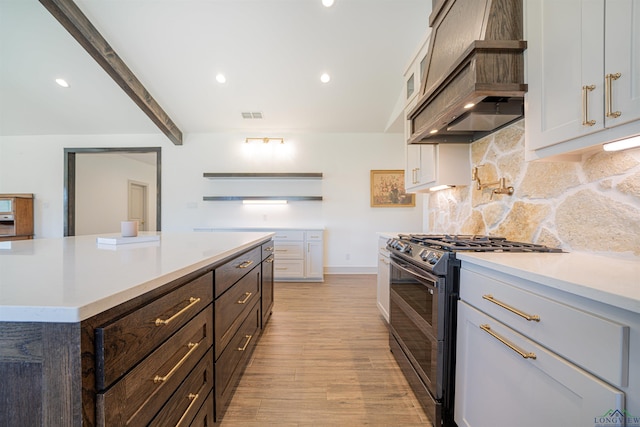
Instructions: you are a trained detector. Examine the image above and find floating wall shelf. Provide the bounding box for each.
[203,172,322,179]
[203,172,323,202]
[202,196,323,202]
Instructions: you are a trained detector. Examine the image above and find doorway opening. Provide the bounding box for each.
[64,147,161,236]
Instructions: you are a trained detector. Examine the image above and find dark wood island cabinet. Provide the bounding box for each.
[0,232,273,426]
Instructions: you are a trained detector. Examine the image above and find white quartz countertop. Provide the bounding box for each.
[457,252,640,314]
[0,231,273,323]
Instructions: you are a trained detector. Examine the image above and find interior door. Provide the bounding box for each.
[128,181,148,231]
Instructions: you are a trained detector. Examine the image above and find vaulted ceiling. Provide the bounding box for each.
[0,0,430,142]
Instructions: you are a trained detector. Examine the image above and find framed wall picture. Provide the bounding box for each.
[370,170,415,207]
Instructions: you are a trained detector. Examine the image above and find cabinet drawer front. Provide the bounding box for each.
[97,305,213,426]
[460,268,629,387]
[273,242,304,259]
[456,302,624,427]
[96,272,213,389]
[304,231,323,241]
[215,303,261,420]
[273,230,304,241]
[215,269,260,358]
[149,348,214,427]
[273,259,304,278]
[215,246,262,297]
[189,390,213,427]
[261,240,275,260]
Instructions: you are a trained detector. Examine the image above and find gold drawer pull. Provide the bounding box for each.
[237,292,253,304]
[153,342,200,383]
[238,334,253,351]
[175,393,200,427]
[266,258,274,263]
[237,260,254,269]
[482,294,540,322]
[155,297,201,326]
[265,246,274,252]
[480,324,536,359]
[605,72,622,118]
[582,84,596,126]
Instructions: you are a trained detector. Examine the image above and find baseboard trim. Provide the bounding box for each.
[324,266,377,275]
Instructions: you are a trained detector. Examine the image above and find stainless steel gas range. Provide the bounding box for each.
[386,234,562,427]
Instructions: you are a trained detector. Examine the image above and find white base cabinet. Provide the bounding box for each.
[456,302,624,427]
[273,229,323,282]
[376,236,390,322]
[455,261,639,427]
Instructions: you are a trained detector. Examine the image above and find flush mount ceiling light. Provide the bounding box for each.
[603,134,640,152]
[55,78,69,88]
[320,73,331,83]
[215,73,226,84]
[245,137,284,144]
[322,0,335,7]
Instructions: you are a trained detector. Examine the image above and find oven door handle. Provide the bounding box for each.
[390,257,439,286]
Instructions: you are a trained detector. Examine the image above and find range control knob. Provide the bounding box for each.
[426,252,440,265]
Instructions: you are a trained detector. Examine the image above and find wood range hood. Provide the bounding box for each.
[408,0,527,144]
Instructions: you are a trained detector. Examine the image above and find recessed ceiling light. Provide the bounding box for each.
[55,78,69,88]
[463,103,475,109]
[322,0,335,7]
[320,73,331,83]
[215,73,226,84]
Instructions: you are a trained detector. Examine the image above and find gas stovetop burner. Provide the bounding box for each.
[397,234,562,253]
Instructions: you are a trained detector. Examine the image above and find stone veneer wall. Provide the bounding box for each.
[426,120,640,256]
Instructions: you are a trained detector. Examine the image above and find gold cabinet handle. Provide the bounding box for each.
[482,294,540,322]
[480,324,536,359]
[237,260,254,269]
[175,393,200,427]
[237,292,253,304]
[265,246,274,252]
[155,297,201,326]
[582,84,596,126]
[605,72,622,118]
[266,257,274,263]
[153,342,200,383]
[238,334,253,351]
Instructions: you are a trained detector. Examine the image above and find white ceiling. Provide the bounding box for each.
[0,0,430,141]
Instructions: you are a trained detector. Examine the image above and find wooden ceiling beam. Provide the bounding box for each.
[39,0,183,145]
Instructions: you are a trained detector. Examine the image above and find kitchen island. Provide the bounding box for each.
[0,231,274,426]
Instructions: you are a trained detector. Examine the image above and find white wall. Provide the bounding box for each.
[0,131,423,270]
[75,153,157,235]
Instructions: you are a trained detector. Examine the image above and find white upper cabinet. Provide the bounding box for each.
[405,143,470,193]
[403,31,470,192]
[525,0,640,160]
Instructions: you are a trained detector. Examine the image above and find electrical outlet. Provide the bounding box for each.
[263,215,268,221]
[345,253,351,261]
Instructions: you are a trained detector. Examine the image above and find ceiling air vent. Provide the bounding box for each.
[241,112,263,119]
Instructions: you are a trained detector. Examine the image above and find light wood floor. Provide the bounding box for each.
[218,274,431,426]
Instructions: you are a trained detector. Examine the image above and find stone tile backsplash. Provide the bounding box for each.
[426,120,640,256]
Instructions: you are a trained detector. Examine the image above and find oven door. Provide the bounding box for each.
[389,254,446,399]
